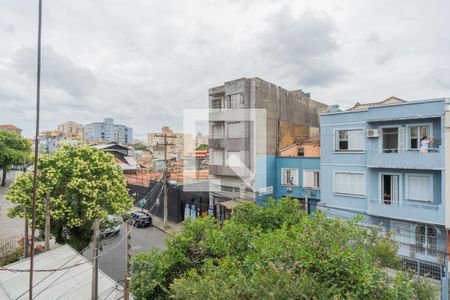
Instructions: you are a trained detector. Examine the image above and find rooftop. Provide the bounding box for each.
[347,96,407,111]
[0,245,127,299]
[0,124,21,131]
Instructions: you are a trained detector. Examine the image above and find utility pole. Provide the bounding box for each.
[91,219,99,300]
[124,221,131,300]
[44,193,51,251]
[29,0,43,297]
[155,133,175,229]
[22,156,29,258]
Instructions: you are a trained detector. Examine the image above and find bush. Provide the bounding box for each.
[131,197,437,299]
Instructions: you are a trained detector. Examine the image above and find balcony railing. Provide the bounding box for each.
[367,147,443,170]
[369,198,439,210]
[367,198,442,224]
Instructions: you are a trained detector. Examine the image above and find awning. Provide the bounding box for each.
[219,200,239,210]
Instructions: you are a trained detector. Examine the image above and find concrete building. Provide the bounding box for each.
[279,136,320,157]
[320,97,449,282]
[0,124,22,136]
[147,126,194,160]
[195,132,209,148]
[57,121,84,141]
[85,118,133,144]
[208,77,328,207]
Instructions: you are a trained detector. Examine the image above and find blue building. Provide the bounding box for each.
[320,97,449,280]
[256,156,321,212]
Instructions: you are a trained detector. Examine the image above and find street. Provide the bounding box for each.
[0,172,25,238]
[83,223,170,283]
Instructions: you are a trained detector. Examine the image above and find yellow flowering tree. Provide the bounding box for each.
[7,146,133,250]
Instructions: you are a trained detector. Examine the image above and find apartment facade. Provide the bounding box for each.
[195,132,209,148]
[85,118,133,144]
[147,126,194,160]
[58,121,84,141]
[320,97,449,280]
[208,77,328,207]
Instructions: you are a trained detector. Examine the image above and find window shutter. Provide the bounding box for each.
[335,172,364,196]
[408,175,431,201]
[303,170,314,188]
[292,169,299,186]
[348,130,364,150]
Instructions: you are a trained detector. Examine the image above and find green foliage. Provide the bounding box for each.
[195,144,208,151]
[131,197,437,299]
[0,130,31,186]
[133,144,147,151]
[6,146,133,250]
[0,247,22,267]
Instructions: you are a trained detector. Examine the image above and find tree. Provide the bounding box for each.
[131,198,436,300]
[7,146,133,250]
[196,144,208,151]
[133,144,147,151]
[0,131,31,186]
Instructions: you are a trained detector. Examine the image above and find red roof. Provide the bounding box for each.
[347,96,407,111]
[0,124,21,131]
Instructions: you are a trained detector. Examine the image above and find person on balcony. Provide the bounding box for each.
[420,136,434,153]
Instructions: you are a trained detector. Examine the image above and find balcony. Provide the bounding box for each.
[367,147,443,170]
[367,198,443,224]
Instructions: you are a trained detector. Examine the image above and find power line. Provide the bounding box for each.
[0,221,136,274]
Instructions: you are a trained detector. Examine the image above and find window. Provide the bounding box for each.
[406,174,432,202]
[381,174,400,205]
[226,151,241,167]
[211,149,224,165]
[335,129,364,151]
[281,168,299,186]
[382,127,399,153]
[303,170,320,189]
[297,147,305,156]
[334,172,365,196]
[227,122,241,138]
[211,124,224,138]
[225,93,244,109]
[221,185,239,192]
[212,98,222,109]
[408,125,430,149]
[416,225,437,256]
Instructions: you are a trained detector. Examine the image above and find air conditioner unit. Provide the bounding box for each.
[366,129,379,138]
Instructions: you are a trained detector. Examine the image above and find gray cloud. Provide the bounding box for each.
[1,0,449,138]
[365,32,394,66]
[257,6,347,86]
[14,45,96,98]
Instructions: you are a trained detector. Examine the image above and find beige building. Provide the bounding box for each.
[147,126,194,159]
[58,121,84,141]
[195,133,209,148]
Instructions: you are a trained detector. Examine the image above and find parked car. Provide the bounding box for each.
[99,215,121,239]
[131,212,152,228]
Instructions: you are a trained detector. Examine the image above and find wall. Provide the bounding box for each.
[320,98,447,266]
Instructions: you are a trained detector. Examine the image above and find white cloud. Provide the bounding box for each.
[0,0,449,139]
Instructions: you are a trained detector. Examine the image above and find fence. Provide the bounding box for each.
[0,234,22,258]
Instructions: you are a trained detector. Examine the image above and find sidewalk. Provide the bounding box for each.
[0,172,25,238]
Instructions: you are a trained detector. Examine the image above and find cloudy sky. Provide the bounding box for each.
[1,0,449,140]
